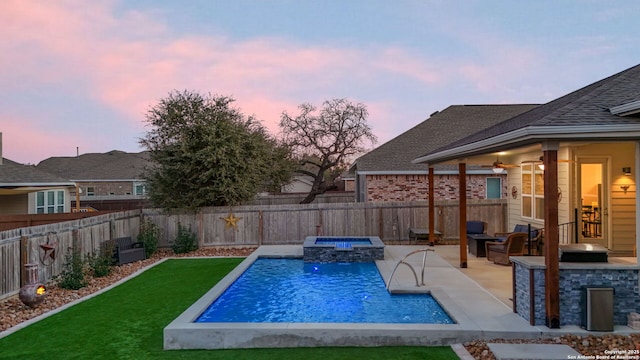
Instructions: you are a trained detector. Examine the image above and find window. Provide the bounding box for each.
[86,187,95,196]
[36,190,65,214]
[486,177,502,199]
[521,164,544,220]
[134,182,148,196]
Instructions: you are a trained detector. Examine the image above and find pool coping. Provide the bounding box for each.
[163,245,542,349]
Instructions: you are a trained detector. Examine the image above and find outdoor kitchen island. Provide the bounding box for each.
[511,246,640,328]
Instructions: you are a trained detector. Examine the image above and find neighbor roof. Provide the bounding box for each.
[415,63,640,165]
[0,158,74,189]
[37,150,150,181]
[352,104,538,173]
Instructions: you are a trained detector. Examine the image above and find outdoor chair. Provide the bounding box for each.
[495,224,542,255]
[466,221,487,236]
[485,232,528,265]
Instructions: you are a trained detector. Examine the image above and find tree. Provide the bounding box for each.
[279,98,377,204]
[140,90,295,210]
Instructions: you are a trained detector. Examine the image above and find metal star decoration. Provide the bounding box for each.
[221,213,242,230]
[40,242,57,263]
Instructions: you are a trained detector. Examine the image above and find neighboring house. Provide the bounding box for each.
[36,150,150,211]
[0,133,75,215]
[415,63,640,256]
[281,175,314,193]
[350,104,539,202]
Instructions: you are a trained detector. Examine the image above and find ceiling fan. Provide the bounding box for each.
[481,156,519,171]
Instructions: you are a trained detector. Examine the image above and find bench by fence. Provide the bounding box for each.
[105,236,145,265]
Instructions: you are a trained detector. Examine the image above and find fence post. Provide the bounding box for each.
[259,210,264,245]
[378,207,383,239]
[197,210,204,248]
[20,236,28,287]
[72,227,80,255]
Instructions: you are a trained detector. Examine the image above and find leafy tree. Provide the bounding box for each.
[280,98,377,204]
[140,90,295,210]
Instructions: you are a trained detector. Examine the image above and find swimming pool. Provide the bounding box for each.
[164,246,477,350]
[196,258,454,324]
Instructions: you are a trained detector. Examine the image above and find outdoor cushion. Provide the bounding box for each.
[466,221,486,235]
[496,224,539,242]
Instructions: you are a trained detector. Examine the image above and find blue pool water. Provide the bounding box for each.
[195,258,454,324]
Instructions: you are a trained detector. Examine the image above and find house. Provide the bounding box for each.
[0,133,75,215]
[281,175,314,193]
[350,104,538,202]
[36,150,151,211]
[414,63,640,328]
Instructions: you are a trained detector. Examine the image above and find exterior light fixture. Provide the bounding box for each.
[623,167,632,176]
[538,164,545,171]
[620,184,630,193]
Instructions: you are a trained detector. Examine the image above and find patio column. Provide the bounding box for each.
[542,141,560,328]
[428,167,436,246]
[459,163,467,268]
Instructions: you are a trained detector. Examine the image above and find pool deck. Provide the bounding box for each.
[164,245,550,350]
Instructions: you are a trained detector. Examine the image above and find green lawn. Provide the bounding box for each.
[0,258,458,360]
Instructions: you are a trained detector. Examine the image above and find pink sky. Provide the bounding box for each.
[1,0,638,164]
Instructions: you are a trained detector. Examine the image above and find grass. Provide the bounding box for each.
[0,258,459,360]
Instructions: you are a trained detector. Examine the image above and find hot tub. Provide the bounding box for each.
[303,236,385,262]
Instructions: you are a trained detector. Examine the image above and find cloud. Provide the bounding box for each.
[3,0,631,164]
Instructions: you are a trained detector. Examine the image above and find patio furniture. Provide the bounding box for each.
[465,221,496,257]
[485,232,528,265]
[408,228,442,244]
[103,236,145,265]
[495,224,542,255]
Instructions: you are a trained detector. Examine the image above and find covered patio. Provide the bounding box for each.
[413,64,640,328]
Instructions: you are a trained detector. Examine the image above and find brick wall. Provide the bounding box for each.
[365,174,506,202]
[75,181,136,196]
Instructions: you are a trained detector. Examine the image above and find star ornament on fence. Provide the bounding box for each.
[221,213,242,230]
[40,242,57,263]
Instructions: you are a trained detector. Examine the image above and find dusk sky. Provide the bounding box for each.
[2,1,639,164]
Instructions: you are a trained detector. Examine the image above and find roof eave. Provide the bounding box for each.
[413,124,640,165]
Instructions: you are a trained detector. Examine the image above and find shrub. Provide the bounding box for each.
[138,219,161,258]
[58,249,88,290]
[87,250,113,277]
[171,223,198,254]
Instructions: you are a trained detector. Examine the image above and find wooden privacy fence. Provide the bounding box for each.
[0,211,120,232]
[1,200,506,299]
[0,210,141,300]
[143,199,507,248]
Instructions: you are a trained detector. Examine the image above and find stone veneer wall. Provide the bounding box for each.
[514,262,640,326]
[366,174,506,202]
[303,247,385,263]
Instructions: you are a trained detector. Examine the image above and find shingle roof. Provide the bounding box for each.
[353,104,538,172]
[36,150,150,181]
[418,63,640,163]
[0,158,73,185]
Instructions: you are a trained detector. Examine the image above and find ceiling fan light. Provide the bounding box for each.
[492,167,504,174]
